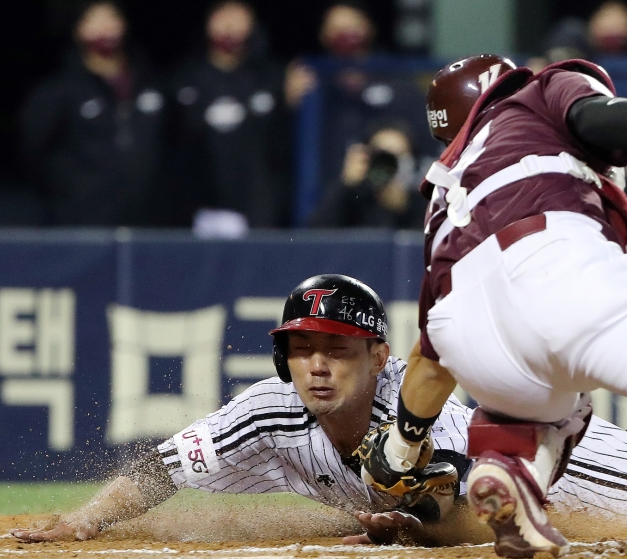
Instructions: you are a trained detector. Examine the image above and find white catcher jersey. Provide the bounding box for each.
[157,356,472,513]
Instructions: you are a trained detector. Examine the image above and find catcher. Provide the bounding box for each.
[361,54,627,557]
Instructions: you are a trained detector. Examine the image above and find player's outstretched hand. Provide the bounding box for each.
[11,475,156,543]
[11,520,99,542]
[342,510,423,545]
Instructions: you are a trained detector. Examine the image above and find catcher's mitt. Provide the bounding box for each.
[357,421,458,506]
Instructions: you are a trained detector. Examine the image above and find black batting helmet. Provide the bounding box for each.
[269,274,387,382]
[426,54,517,144]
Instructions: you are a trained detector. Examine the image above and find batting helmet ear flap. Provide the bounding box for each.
[273,332,291,383]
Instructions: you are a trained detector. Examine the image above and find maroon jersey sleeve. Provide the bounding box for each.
[542,71,613,128]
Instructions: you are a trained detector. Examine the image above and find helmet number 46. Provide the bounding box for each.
[478,64,502,94]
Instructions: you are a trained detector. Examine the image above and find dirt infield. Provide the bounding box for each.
[3,499,627,558]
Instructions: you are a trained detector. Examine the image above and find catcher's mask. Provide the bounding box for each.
[427,53,517,145]
[269,274,387,383]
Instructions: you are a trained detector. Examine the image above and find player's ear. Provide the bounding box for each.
[370,340,389,375]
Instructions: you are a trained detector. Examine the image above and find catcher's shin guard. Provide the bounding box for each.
[549,393,592,487]
[465,400,591,558]
[358,422,457,505]
[468,395,592,496]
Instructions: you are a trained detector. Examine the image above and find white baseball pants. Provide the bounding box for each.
[427,211,627,423]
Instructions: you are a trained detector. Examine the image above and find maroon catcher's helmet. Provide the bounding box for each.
[426,54,517,145]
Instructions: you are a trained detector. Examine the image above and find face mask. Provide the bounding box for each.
[83,36,122,57]
[327,30,369,57]
[210,34,247,55]
[595,32,627,53]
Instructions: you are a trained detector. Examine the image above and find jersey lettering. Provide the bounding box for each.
[403,422,425,437]
[173,422,219,481]
[478,64,502,94]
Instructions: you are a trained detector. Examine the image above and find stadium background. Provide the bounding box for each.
[0,0,609,188]
[2,2,627,557]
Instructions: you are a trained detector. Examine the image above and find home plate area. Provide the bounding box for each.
[3,501,627,559]
[2,538,627,559]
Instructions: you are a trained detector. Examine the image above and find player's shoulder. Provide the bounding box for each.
[516,66,613,108]
[373,356,406,412]
[382,355,407,380]
[377,355,406,390]
[206,378,314,449]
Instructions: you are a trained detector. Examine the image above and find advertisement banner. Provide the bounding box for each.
[0,230,426,480]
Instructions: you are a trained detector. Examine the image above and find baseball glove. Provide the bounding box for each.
[357,421,458,506]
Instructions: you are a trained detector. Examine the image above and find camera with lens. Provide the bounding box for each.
[366,149,399,190]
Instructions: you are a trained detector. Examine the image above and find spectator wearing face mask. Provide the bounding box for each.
[285,1,439,217]
[284,1,376,110]
[169,0,290,232]
[19,1,167,226]
[309,122,430,229]
[527,1,627,72]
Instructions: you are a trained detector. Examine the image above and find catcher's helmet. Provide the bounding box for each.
[269,274,387,383]
[427,54,517,145]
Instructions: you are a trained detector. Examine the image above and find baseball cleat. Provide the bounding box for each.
[467,451,569,558]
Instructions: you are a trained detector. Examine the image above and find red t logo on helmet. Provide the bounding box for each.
[303,289,337,315]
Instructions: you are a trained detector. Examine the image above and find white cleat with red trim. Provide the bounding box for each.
[468,451,569,558]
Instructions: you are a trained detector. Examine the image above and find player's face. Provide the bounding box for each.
[287,331,388,418]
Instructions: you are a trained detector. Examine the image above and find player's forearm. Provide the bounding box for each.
[62,476,152,531]
[401,339,456,419]
[12,452,179,542]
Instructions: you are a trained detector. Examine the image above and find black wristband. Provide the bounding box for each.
[397,392,439,442]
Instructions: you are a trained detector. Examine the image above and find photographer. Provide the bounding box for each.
[309,123,430,229]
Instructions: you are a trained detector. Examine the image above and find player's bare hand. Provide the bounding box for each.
[11,521,99,542]
[377,182,409,213]
[342,510,423,545]
[342,532,374,544]
[284,62,317,108]
[341,144,369,185]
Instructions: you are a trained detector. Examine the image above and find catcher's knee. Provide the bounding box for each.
[467,407,546,460]
[467,397,591,494]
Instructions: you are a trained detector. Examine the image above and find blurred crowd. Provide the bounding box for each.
[528,1,627,71]
[10,0,439,233]
[9,0,627,233]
